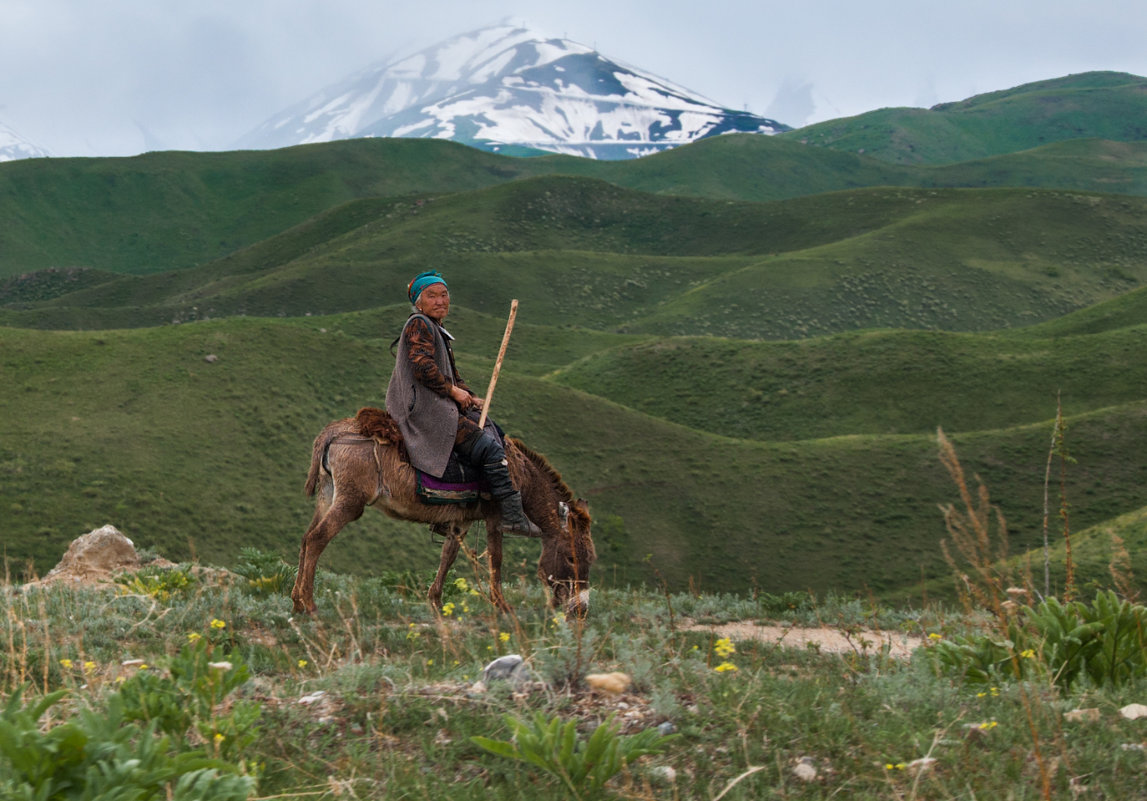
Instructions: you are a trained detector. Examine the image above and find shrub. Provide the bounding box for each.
[234,547,297,596]
[0,687,255,800]
[471,712,677,799]
[927,590,1147,689]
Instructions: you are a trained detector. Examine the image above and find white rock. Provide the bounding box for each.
[1120,703,1147,720]
[299,690,327,705]
[483,654,533,686]
[648,765,677,784]
[792,757,818,782]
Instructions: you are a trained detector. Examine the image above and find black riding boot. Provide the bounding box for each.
[457,430,542,536]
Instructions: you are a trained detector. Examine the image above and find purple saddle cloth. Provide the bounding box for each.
[416,453,490,505]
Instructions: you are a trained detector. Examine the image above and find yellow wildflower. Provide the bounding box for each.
[714,661,738,673]
[298,659,308,668]
[714,637,736,658]
[188,632,202,643]
[59,659,73,669]
[498,632,511,643]
[210,619,226,630]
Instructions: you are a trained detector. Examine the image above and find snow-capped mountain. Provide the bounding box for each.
[0,120,51,162]
[236,22,788,159]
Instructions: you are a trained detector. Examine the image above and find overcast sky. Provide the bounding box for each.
[2,0,1145,157]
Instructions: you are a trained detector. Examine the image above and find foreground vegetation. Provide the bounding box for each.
[3,540,1145,800]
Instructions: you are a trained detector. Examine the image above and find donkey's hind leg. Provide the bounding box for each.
[427,522,469,611]
[291,494,366,615]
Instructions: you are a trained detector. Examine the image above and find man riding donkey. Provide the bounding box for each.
[386,270,543,536]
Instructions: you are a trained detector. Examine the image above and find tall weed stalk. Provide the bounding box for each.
[936,428,1052,800]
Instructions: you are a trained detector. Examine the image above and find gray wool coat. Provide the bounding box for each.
[385,313,460,478]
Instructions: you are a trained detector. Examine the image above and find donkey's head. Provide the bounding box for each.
[538,498,595,617]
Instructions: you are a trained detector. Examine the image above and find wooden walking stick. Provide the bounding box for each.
[478,299,518,429]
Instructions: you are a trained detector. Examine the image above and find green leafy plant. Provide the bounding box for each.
[471,712,677,799]
[234,547,297,596]
[115,564,197,602]
[118,636,260,759]
[927,591,1147,689]
[0,686,255,800]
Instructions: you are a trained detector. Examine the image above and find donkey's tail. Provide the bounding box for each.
[305,419,357,497]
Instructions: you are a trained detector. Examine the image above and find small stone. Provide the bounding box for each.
[792,757,818,782]
[1120,703,1147,720]
[1064,708,1101,724]
[204,354,218,363]
[649,765,677,784]
[299,690,327,705]
[483,654,532,686]
[584,671,631,695]
[657,721,677,736]
[908,757,937,772]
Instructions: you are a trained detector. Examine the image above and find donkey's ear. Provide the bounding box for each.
[572,498,591,523]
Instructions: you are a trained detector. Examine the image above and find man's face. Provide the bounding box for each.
[417,283,450,321]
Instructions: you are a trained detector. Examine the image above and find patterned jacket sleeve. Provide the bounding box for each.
[405,317,471,396]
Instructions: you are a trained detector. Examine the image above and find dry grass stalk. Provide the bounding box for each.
[1109,533,1139,602]
[936,428,1052,800]
[936,427,1015,613]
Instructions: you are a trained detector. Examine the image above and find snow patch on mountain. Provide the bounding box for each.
[0,120,51,162]
[237,22,788,159]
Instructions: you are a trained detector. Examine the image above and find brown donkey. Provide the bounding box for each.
[291,410,595,617]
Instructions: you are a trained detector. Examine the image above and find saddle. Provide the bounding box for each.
[354,406,492,505]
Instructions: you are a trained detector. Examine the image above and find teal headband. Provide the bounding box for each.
[407,271,447,304]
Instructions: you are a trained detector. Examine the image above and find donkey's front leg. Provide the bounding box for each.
[485,529,512,613]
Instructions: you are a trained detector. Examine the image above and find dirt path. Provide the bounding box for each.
[682,619,924,659]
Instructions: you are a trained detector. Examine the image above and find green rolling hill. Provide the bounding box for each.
[4,310,1147,597]
[5,179,1147,338]
[781,71,1147,164]
[4,72,1147,600]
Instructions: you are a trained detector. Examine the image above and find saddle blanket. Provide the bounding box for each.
[416,454,490,505]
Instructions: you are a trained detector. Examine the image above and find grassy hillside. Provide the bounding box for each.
[5,181,1147,339]
[0,140,545,277]
[5,315,1147,597]
[782,71,1147,164]
[6,99,1147,281]
[547,325,1147,441]
[6,84,1147,602]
